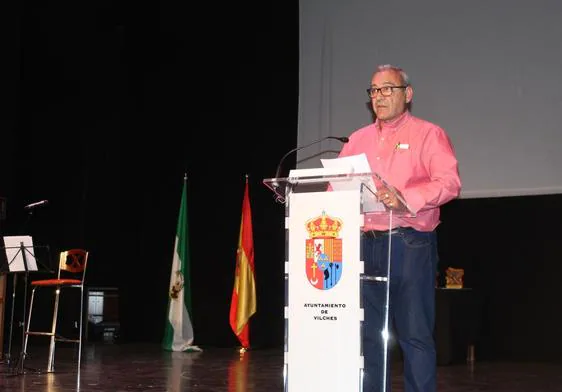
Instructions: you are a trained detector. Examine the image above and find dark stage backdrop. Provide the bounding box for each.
[1,2,298,350]
[1,2,562,362]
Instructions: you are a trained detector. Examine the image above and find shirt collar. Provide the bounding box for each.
[375,111,411,131]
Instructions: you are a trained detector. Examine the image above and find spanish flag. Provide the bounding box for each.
[229,176,257,349]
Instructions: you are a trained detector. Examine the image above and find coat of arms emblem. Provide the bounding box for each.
[305,211,343,290]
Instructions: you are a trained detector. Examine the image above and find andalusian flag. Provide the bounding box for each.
[163,174,201,352]
[229,176,257,348]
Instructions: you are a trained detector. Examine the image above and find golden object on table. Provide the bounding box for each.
[445,267,464,289]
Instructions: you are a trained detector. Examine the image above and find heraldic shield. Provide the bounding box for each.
[305,211,343,290]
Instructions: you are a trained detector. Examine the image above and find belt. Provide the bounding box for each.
[362,227,415,239]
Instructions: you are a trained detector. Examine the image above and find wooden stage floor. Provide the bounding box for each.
[2,343,562,391]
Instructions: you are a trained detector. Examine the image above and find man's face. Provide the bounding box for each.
[370,70,413,122]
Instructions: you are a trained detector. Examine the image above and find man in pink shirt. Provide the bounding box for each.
[338,64,461,392]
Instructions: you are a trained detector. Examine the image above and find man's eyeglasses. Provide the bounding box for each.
[366,85,408,98]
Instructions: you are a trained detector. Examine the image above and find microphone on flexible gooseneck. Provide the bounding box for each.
[24,200,49,210]
[274,136,349,180]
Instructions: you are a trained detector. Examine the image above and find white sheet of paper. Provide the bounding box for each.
[320,153,385,212]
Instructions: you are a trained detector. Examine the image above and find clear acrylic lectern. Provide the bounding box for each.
[263,169,415,392]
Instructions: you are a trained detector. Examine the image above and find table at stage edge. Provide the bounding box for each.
[435,287,479,365]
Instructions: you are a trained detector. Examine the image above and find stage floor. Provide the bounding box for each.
[2,343,562,391]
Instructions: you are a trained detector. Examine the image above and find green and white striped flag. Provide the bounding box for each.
[163,175,201,352]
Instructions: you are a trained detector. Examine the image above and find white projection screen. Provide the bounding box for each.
[297,0,562,198]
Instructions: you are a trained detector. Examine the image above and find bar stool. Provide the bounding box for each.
[23,249,89,373]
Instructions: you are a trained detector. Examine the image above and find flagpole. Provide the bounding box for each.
[242,173,248,355]
[162,172,201,352]
[240,174,249,355]
[230,173,257,352]
[181,172,192,317]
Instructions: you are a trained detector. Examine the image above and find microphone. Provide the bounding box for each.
[24,200,49,210]
[274,136,349,180]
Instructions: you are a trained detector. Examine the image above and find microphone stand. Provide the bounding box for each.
[13,241,31,375]
[0,210,34,371]
[3,207,47,376]
[3,270,17,369]
[274,136,349,180]
[2,243,29,375]
[272,136,349,203]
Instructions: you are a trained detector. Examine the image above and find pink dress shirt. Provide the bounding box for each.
[339,111,461,232]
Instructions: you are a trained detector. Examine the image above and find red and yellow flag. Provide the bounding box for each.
[229,177,256,348]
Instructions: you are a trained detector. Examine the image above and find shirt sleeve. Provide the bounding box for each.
[401,126,462,213]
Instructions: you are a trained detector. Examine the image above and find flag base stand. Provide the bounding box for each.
[182,345,203,353]
[162,344,202,353]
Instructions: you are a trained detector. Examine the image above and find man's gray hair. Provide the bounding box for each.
[376,64,411,86]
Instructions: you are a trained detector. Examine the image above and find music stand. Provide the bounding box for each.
[0,235,51,375]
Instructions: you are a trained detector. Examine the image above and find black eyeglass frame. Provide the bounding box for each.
[366,85,408,98]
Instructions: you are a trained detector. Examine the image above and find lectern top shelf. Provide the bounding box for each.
[263,170,415,217]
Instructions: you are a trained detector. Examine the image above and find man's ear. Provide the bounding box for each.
[405,85,413,104]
